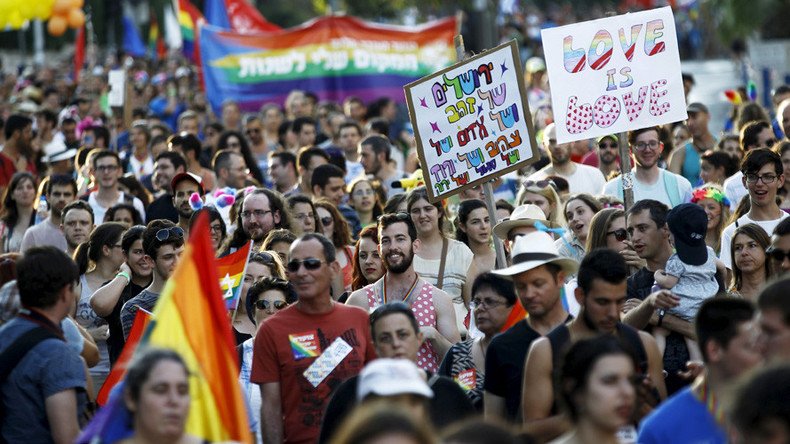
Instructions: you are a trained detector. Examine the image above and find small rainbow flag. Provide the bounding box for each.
[176,0,204,61]
[216,240,252,311]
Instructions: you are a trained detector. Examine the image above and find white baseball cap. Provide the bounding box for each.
[356,359,433,401]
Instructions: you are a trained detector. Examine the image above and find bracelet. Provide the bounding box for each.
[116,271,131,283]
[657,309,666,327]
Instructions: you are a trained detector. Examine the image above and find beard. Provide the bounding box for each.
[384,247,414,274]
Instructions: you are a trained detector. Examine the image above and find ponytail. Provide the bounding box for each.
[73,241,90,276]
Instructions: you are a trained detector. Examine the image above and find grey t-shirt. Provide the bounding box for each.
[665,247,718,321]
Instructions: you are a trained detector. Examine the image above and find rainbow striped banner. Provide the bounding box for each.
[198,15,457,113]
[176,0,205,61]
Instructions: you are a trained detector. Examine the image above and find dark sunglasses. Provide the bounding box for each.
[286,258,325,272]
[607,228,629,242]
[522,179,556,190]
[320,216,333,227]
[252,252,277,265]
[766,247,790,262]
[254,299,287,310]
[155,226,185,241]
[599,141,618,149]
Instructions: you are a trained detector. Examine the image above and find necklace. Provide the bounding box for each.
[382,274,419,306]
[692,376,726,428]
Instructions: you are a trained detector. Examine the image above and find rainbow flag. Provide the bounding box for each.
[142,214,252,442]
[198,15,456,113]
[176,0,204,61]
[96,308,152,406]
[216,240,252,310]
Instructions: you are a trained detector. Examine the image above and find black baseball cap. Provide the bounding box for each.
[666,203,708,265]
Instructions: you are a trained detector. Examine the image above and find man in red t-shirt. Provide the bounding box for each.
[0,115,37,193]
[251,233,376,444]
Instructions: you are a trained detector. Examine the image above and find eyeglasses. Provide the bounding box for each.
[241,209,272,219]
[634,141,660,151]
[155,226,185,241]
[320,216,333,227]
[745,173,778,184]
[353,188,375,197]
[598,141,618,149]
[766,247,790,262]
[95,164,119,172]
[286,258,325,272]
[470,297,509,309]
[522,179,556,190]
[295,213,314,221]
[606,228,629,242]
[209,223,223,234]
[254,299,287,311]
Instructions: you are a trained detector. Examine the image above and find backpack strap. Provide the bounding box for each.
[0,327,60,383]
[661,170,682,208]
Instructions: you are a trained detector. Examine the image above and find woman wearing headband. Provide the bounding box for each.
[690,184,731,255]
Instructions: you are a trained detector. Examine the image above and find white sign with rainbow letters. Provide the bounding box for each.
[541,6,687,144]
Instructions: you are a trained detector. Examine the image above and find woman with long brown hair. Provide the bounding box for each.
[351,225,385,291]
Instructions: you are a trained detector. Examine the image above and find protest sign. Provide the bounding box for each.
[405,40,539,202]
[541,7,686,144]
[198,16,456,113]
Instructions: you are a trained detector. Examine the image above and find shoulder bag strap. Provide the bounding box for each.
[436,238,449,289]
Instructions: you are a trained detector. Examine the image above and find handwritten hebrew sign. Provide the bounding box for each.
[541,7,687,144]
[405,40,539,202]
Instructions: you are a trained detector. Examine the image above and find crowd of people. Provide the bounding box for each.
[0,47,790,444]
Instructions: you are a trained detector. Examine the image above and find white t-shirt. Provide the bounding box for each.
[719,211,789,269]
[602,169,692,208]
[528,163,606,196]
[723,171,747,211]
[88,191,146,224]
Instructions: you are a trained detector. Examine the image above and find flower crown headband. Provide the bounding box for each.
[690,187,730,207]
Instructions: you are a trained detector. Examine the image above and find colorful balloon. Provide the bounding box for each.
[67,8,84,29]
[47,14,67,36]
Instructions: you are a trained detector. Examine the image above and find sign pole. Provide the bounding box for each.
[618,131,634,211]
[454,35,508,269]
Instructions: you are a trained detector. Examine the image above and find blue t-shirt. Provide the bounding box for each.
[0,317,87,443]
[638,387,726,444]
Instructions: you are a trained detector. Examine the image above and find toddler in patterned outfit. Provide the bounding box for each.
[653,204,722,362]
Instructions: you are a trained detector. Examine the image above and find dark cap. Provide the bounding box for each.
[686,102,709,115]
[171,172,204,196]
[666,203,708,265]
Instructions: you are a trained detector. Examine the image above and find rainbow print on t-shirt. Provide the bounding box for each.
[289,331,321,360]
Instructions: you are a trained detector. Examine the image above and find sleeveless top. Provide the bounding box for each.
[681,142,702,186]
[364,277,440,372]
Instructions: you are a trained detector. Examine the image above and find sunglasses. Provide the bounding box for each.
[766,247,790,262]
[320,216,333,227]
[155,226,185,241]
[522,179,556,190]
[254,299,287,311]
[598,141,618,149]
[607,228,629,242]
[286,258,325,272]
[252,252,277,265]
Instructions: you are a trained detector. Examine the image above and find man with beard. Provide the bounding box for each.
[20,175,77,252]
[145,151,187,223]
[170,173,203,236]
[60,200,94,257]
[521,249,666,443]
[358,135,405,199]
[0,115,37,192]
[526,123,606,195]
[603,126,692,208]
[581,134,621,178]
[346,213,460,371]
[221,188,294,256]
